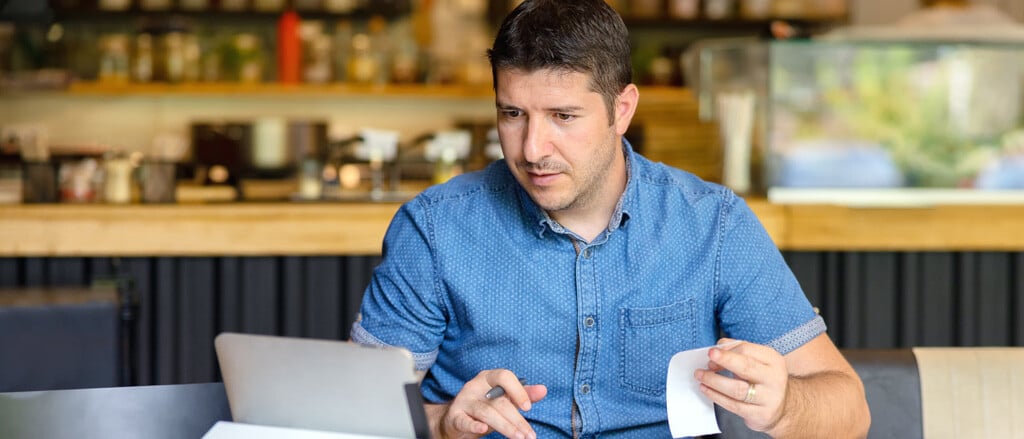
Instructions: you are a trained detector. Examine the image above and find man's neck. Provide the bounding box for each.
[548,150,628,243]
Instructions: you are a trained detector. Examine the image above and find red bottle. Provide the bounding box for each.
[277,10,302,83]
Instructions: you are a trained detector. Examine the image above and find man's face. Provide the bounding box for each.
[495,68,631,216]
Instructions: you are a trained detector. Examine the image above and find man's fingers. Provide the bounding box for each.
[450,397,533,439]
[695,368,752,402]
[699,381,753,420]
[484,369,532,410]
[525,384,548,403]
[710,343,767,380]
[447,409,489,435]
[444,369,540,439]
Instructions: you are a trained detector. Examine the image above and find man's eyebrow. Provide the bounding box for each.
[495,103,585,113]
[548,105,585,113]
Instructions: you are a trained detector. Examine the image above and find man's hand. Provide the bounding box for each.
[694,335,871,438]
[426,369,547,439]
[693,338,789,433]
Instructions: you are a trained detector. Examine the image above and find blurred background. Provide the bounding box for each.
[1,0,1023,393]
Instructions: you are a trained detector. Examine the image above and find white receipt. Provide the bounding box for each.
[665,341,740,438]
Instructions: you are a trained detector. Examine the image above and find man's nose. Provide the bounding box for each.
[522,118,553,163]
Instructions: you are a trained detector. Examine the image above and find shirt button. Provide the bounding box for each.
[582,248,592,259]
[580,383,591,394]
[584,316,595,328]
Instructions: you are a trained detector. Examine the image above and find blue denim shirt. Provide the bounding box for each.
[352,140,825,438]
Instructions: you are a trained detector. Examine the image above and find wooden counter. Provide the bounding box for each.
[0,203,401,256]
[2,200,1024,256]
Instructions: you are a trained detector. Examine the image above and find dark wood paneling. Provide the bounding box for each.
[178,258,216,384]
[1,252,1021,387]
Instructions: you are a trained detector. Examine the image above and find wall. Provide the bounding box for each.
[0,93,495,156]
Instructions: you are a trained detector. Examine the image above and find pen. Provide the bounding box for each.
[485,377,527,400]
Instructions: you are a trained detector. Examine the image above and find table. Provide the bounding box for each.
[0,382,231,439]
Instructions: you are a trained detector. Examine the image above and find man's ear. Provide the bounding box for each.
[614,84,639,136]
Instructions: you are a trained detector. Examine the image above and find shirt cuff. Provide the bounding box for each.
[767,315,827,355]
[350,321,439,371]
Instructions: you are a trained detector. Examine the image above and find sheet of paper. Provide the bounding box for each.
[666,341,739,438]
[202,421,402,439]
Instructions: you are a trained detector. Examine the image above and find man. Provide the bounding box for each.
[352,1,871,437]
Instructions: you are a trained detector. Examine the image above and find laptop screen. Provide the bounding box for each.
[214,333,429,439]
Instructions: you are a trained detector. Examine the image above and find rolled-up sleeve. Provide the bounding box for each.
[714,193,824,354]
[350,199,447,371]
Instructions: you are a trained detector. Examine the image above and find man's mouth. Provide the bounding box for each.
[527,171,560,186]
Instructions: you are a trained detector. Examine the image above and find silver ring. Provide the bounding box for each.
[743,383,756,404]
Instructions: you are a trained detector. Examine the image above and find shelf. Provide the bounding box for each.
[624,15,847,29]
[48,2,413,20]
[64,81,498,99]
[51,81,694,103]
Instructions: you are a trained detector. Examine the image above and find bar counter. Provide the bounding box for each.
[3,199,1024,256]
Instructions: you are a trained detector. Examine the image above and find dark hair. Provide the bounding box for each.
[488,0,632,122]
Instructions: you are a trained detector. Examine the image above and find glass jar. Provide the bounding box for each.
[252,0,286,12]
[740,0,773,19]
[98,34,130,83]
[133,33,154,83]
[704,0,735,20]
[102,153,134,204]
[178,0,210,11]
[668,0,700,19]
[773,0,804,18]
[347,33,379,85]
[98,0,131,11]
[163,32,185,83]
[293,0,322,11]
[323,0,357,13]
[182,34,201,82]
[232,33,265,83]
[220,0,249,11]
[139,0,172,10]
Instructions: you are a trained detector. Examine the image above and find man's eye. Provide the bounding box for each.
[501,110,522,118]
[556,113,576,122]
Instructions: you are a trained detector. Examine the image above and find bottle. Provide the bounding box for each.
[140,0,172,10]
[98,0,131,10]
[277,10,302,83]
[773,0,803,18]
[133,33,154,83]
[220,0,249,11]
[389,18,420,84]
[366,15,392,85]
[293,0,321,11]
[178,0,210,11]
[323,0,357,13]
[301,21,332,83]
[253,0,286,12]
[163,31,186,83]
[98,34,130,84]
[332,20,353,83]
[182,34,201,82]
[233,33,265,83]
[102,153,133,204]
[347,26,379,85]
[704,0,735,20]
[740,0,772,19]
[667,0,699,19]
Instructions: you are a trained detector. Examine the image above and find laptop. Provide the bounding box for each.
[214,332,430,439]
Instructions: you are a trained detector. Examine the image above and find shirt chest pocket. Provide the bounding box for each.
[618,299,696,395]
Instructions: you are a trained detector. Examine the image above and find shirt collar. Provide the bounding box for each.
[518,137,636,239]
